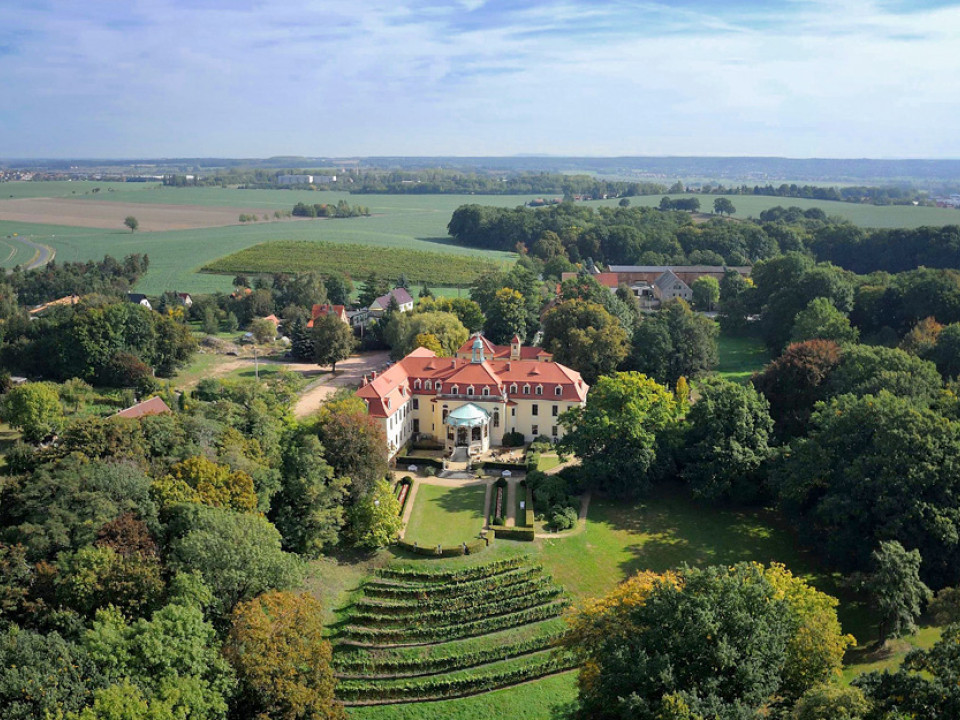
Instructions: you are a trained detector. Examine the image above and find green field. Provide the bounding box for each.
[3,182,959,297]
[203,240,506,286]
[403,484,488,546]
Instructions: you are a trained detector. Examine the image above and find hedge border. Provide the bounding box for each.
[490,527,535,542]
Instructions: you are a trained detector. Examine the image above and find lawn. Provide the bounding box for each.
[403,483,488,547]
[715,328,771,383]
[536,453,562,472]
[347,670,577,720]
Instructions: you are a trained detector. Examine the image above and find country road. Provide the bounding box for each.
[8,235,55,269]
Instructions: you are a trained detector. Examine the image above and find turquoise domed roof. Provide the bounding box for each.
[444,402,490,427]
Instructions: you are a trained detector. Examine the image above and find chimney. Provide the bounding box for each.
[451,359,457,367]
[506,362,512,371]
[371,370,377,380]
[361,375,368,386]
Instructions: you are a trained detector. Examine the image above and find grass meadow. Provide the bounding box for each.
[715,328,771,383]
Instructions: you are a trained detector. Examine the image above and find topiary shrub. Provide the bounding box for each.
[492,516,505,526]
[501,431,525,447]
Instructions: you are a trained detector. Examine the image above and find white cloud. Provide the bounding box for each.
[0,0,958,156]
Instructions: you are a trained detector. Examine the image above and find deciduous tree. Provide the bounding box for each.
[541,300,629,384]
[311,313,357,372]
[1,382,63,443]
[867,540,931,642]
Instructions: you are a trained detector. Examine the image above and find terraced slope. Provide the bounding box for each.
[334,558,575,706]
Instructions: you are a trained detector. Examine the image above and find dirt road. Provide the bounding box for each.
[293,351,391,418]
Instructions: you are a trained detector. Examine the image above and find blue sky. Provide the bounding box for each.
[1,0,959,158]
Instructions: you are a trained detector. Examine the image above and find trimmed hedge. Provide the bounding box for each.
[337,652,578,703]
[335,632,566,677]
[376,557,524,582]
[343,601,569,645]
[525,486,535,527]
[395,536,489,557]
[362,567,543,601]
[490,526,536,542]
[480,460,527,472]
[394,455,444,469]
[350,586,563,628]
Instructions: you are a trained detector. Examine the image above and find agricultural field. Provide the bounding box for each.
[202,240,506,286]
[334,558,574,708]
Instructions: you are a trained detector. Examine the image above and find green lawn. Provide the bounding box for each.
[715,329,771,383]
[536,453,562,472]
[404,483,488,547]
[347,669,577,720]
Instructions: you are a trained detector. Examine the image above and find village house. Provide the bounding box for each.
[308,303,349,327]
[357,334,588,459]
[127,293,152,310]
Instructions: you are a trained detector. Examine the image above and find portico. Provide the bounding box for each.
[444,402,490,456]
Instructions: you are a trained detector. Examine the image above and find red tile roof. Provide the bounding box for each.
[115,396,172,419]
[454,334,552,361]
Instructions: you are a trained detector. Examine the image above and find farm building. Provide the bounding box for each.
[357,334,588,458]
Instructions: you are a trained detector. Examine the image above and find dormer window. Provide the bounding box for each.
[482,387,490,397]
[523,384,530,394]
[436,382,442,392]
[414,379,421,389]
[555,386,562,396]
[467,385,474,396]
[510,383,517,394]
[451,385,458,395]
[535,385,543,395]
[425,380,432,390]
[386,398,391,410]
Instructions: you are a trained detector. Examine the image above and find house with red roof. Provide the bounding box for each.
[114,396,172,420]
[356,335,588,458]
[307,303,349,328]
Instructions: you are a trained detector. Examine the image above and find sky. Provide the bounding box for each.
[1,0,959,159]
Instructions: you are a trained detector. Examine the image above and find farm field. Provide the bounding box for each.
[203,240,507,286]
[403,484,487,547]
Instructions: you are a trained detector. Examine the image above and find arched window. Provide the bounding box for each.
[555,385,562,396]
[482,387,490,397]
[414,378,421,389]
[536,385,543,395]
[467,385,474,396]
[425,380,432,390]
[451,385,458,395]
[436,382,442,393]
[510,383,517,394]
[523,384,530,395]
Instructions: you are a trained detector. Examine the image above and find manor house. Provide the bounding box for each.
[357,334,589,458]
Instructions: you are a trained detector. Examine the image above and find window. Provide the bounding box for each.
[425,380,432,390]
[511,407,516,417]
[551,425,558,436]
[482,387,490,397]
[535,385,543,395]
[413,399,419,410]
[386,398,391,410]
[414,379,421,389]
[510,383,517,394]
[442,408,448,421]
[413,419,420,433]
[532,404,539,416]
[493,410,500,428]
[532,424,538,436]
[436,382,442,392]
[467,385,474,396]
[552,405,558,416]
[523,384,530,394]
[451,385,458,395]
[555,386,562,396]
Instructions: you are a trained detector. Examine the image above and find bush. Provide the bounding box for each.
[4,442,36,474]
[549,505,578,531]
[501,431,525,447]
[490,526,536,541]
[492,516,505,526]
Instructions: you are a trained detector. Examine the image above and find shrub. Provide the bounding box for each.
[501,431,525,447]
[490,526,536,541]
[492,516,505,526]
[549,505,579,531]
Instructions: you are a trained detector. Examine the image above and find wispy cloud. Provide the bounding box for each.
[0,0,958,157]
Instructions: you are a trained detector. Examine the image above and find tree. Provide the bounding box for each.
[855,622,960,718]
[682,377,774,503]
[558,372,682,496]
[629,300,718,386]
[482,287,526,344]
[151,456,258,513]
[773,392,960,587]
[226,592,345,720]
[225,311,239,332]
[168,505,303,615]
[60,377,93,415]
[867,541,932,643]
[201,306,219,335]
[415,296,485,333]
[384,311,468,359]
[346,478,402,549]
[55,543,164,618]
[357,272,390,309]
[541,300,629,384]
[324,272,353,306]
[713,197,736,216]
[315,393,389,500]
[899,316,943,358]
[81,601,235,719]
[271,435,349,557]
[564,563,851,720]
[250,318,277,344]
[790,684,870,720]
[1,382,63,442]
[790,297,859,344]
[311,313,357,372]
[123,216,139,233]
[691,275,720,311]
[753,340,842,440]
[0,626,105,720]
[930,322,960,379]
